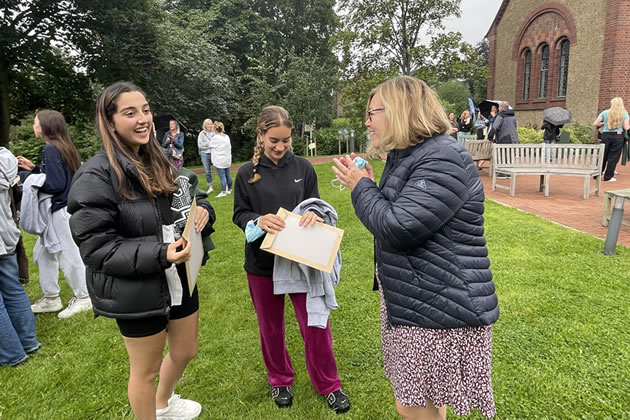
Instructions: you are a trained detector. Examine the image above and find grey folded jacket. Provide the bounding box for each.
[21,173,61,253]
[273,198,342,328]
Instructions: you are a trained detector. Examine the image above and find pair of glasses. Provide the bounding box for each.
[367,107,385,121]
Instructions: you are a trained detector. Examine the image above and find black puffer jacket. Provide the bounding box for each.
[351,134,499,329]
[67,151,213,319]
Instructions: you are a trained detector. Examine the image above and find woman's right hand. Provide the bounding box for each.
[166,238,191,264]
[257,213,286,234]
[16,156,35,170]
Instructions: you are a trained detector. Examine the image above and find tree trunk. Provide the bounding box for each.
[0,62,10,149]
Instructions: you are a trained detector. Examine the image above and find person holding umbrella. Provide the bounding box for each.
[541,106,570,162]
[593,97,629,182]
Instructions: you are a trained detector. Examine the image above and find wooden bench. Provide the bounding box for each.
[457,134,477,145]
[491,143,605,199]
[602,188,630,227]
[465,140,492,169]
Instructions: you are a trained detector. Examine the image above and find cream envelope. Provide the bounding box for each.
[260,208,344,273]
[182,197,204,296]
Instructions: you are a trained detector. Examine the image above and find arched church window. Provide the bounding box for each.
[523,50,531,100]
[557,40,570,97]
[539,44,549,98]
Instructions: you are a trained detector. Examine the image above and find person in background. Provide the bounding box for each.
[68,81,213,419]
[488,102,518,145]
[542,119,563,162]
[208,121,232,197]
[457,110,472,135]
[197,119,214,193]
[17,110,91,319]
[162,120,185,169]
[447,112,459,140]
[332,76,499,420]
[486,105,498,141]
[593,97,629,182]
[476,112,489,140]
[0,147,40,367]
[233,106,350,414]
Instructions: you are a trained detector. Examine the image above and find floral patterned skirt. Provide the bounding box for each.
[379,286,497,417]
[170,155,184,169]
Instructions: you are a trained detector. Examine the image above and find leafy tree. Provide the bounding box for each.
[9,50,93,125]
[0,0,93,147]
[436,80,471,116]
[337,0,461,75]
[338,68,398,120]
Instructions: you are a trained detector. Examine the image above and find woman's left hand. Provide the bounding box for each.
[332,154,374,191]
[195,206,209,232]
[299,210,324,227]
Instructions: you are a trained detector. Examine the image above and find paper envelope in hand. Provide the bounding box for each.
[260,208,344,273]
[182,197,203,296]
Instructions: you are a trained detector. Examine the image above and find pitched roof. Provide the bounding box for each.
[486,0,511,38]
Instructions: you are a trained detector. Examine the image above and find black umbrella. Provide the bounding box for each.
[478,99,501,118]
[543,107,571,126]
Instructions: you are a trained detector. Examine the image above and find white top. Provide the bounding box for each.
[208,133,232,168]
[197,130,214,153]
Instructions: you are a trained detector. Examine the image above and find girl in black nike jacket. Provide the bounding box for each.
[232,106,350,413]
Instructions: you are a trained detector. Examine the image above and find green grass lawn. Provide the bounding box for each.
[1,160,629,419]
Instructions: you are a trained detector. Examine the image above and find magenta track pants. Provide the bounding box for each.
[246,273,342,395]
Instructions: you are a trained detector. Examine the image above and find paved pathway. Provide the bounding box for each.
[478,160,630,247]
[194,155,630,247]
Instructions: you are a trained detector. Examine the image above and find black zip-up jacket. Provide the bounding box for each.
[67,151,214,319]
[350,134,499,329]
[233,151,318,277]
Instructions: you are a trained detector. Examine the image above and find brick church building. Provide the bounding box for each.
[486,0,630,127]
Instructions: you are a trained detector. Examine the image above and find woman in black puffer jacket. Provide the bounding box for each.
[68,81,213,420]
[332,76,499,419]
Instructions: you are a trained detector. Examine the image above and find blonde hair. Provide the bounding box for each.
[202,119,213,131]
[214,121,224,133]
[95,82,177,200]
[460,110,470,121]
[367,76,450,154]
[248,106,293,184]
[169,120,180,134]
[608,97,626,130]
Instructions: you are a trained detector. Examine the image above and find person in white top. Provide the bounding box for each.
[197,119,214,193]
[208,122,233,197]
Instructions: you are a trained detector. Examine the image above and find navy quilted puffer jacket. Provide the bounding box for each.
[351,134,499,329]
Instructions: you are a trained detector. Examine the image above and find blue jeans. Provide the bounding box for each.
[0,253,39,366]
[200,152,213,186]
[216,167,233,192]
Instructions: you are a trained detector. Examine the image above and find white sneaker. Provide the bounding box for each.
[216,191,227,198]
[226,189,232,195]
[57,297,92,319]
[156,394,202,420]
[605,177,617,182]
[207,186,214,193]
[31,296,63,313]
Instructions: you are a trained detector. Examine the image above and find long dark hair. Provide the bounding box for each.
[36,110,81,174]
[95,81,177,199]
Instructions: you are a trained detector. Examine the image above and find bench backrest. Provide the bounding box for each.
[492,143,605,170]
[457,134,477,145]
[464,140,492,160]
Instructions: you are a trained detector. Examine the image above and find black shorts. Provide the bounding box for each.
[116,268,199,338]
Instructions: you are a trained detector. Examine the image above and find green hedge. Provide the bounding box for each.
[517,122,596,145]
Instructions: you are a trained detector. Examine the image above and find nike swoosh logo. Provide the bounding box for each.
[294,178,303,183]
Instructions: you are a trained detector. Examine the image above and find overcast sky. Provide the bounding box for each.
[442,0,504,45]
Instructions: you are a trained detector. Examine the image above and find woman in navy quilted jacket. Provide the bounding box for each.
[332,76,499,419]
